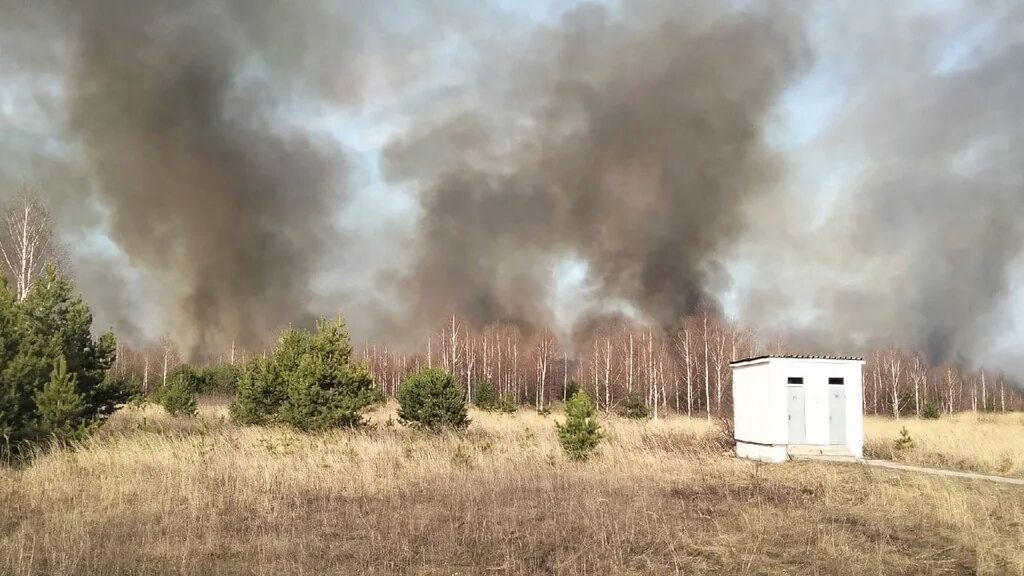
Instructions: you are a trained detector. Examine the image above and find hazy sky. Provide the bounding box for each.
[1,0,1021,375]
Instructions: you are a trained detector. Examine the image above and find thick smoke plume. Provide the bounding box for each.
[385,3,808,339]
[2,0,367,358]
[2,1,1023,373]
[68,1,366,357]
[737,2,1024,366]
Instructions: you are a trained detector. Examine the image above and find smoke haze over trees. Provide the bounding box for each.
[1,1,1022,379]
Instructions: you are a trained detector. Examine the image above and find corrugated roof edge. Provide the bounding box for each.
[730,354,866,366]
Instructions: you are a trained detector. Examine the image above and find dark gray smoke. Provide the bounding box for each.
[737,2,1024,366]
[66,1,354,357]
[0,0,377,357]
[3,0,1023,373]
[0,0,504,357]
[384,2,809,338]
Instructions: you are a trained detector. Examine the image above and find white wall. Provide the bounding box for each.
[732,361,786,446]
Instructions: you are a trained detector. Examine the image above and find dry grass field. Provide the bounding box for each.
[865,412,1024,479]
[2,400,1022,576]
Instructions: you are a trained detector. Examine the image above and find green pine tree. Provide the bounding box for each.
[231,357,286,425]
[556,390,603,461]
[159,375,198,417]
[0,267,133,456]
[619,391,651,420]
[34,355,87,442]
[472,379,499,411]
[19,266,127,423]
[397,367,470,431]
[1,278,35,447]
[231,317,381,430]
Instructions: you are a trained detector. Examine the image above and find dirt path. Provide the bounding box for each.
[863,459,1024,486]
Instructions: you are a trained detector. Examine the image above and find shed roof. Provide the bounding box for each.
[730,354,865,367]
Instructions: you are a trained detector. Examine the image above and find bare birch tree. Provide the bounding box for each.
[0,190,65,301]
[701,304,712,421]
[675,318,694,417]
[531,330,556,411]
[909,352,926,417]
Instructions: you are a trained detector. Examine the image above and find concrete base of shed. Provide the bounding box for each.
[736,442,863,463]
[735,441,788,463]
[788,444,860,462]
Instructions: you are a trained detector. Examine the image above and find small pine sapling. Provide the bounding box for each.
[159,375,198,417]
[497,394,517,414]
[556,390,603,461]
[397,367,470,431]
[921,403,941,420]
[472,380,499,411]
[893,426,914,451]
[619,392,651,420]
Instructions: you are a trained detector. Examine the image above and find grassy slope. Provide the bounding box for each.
[1,402,1022,576]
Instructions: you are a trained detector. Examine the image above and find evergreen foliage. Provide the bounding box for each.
[556,390,603,461]
[158,375,198,417]
[472,379,499,411]
[34,356,87,442]
[497,394,517,414]
[165,364,204,394]
[229,317,380,430]
[619,392,651,420]
[397,367,470,431]
[563,380,581,402]
[894,426,914,451]
[0,267,130,456]
[196,363,240,394]
[230,358,286,425]
[921,403,941,419]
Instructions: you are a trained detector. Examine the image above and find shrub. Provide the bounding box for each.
[198,363,240,394]
[563,380,581,402]
[556,390,603,461]
[159,376,198,417]
[619,392,651,420]
[894,426,914,451]
[497,393,517,414]
[921,403,941,420]
[165,363,241,395]
[166,364,204,393]
[230,358,286,425]
[397,367,470,431]
[473,379,499,411]
[229,317,380,430]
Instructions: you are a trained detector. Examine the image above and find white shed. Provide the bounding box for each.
[731,355,865,463]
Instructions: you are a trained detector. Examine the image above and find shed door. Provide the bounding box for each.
[829,386,846,445]
[787,387,806,444]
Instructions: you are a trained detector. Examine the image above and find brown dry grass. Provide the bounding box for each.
[865,413,1024,479]
[1,400,1022,576]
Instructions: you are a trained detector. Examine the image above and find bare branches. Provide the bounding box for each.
[100,307,1023,416]
[0,189,66,301]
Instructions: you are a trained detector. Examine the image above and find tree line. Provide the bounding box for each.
[112,308,1024,422]
[356,313,1024,420]
[4,191,1022,427]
